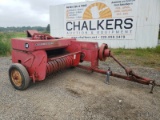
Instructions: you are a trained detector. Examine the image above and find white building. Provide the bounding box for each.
[50,0,160,48]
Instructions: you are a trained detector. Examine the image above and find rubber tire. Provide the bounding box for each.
[8,63,31,90]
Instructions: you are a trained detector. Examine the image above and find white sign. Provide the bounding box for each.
[64,0,137,40]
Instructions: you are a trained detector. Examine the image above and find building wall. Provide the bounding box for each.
[50,5,65,37]
[135,0,160,48]
[50,0,160,48]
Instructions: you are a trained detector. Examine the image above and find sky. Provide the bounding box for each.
[0,0,86,27]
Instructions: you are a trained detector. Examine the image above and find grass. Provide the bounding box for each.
[111,46,160,70]
[112,46,160,55]
[0,32,25,56]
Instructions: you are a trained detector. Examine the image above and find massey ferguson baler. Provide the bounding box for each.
[8,30,160,93]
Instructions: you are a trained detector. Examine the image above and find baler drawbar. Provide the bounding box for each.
[9,30,160,93]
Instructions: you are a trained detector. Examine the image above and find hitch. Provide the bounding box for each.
[110,53,160,93]
[106,67,111,84]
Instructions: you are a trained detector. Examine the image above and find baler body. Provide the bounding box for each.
[11,36,99,82]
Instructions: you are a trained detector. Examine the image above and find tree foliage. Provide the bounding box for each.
[0,26,46,32]
[46,24,50,32]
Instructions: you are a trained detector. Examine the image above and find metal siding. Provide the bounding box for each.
[159,0,160,25]
[143,0,159,26]
[50,5,65,37]
[135,0,159,48]
[50,0,160,48]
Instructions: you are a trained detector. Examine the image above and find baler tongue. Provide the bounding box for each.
[109,53,160,93]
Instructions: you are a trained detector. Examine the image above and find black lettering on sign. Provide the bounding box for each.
[124,18,133,29]
[66,22,72,31]
[106,19,114,30]
[97,20,104,30]
[115,19,123,29]
[73,21,80,30]
[89,21,96,30]
[81,21,88,30]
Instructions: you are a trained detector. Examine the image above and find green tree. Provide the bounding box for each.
[46,24,50,33]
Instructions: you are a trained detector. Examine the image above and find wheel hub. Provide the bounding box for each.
[11,70,22,87]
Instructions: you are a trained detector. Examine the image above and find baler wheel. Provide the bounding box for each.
[9,63,31,90]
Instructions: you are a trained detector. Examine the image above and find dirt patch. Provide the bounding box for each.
[66,87,82,97]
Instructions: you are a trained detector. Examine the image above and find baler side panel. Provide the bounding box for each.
[12,50,34,68]
[31,50,47,81]
[67,41,99,68]
[12,50,47,81]
[12,50,36,79]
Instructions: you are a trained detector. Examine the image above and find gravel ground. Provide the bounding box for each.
[0,56,160,120]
